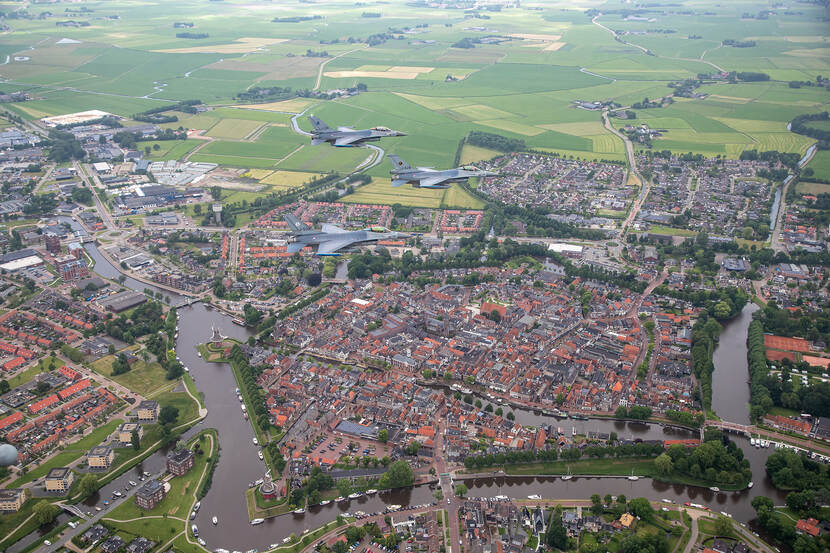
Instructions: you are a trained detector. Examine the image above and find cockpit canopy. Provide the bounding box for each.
[371,126,391,132]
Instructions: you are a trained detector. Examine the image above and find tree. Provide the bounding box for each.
[131,428,141,451]
[590,494,604,516]
[378,429,388,443]
[405,440,421,456]
[33,500,60,526]
[713,301,732,320]
[545,511,568,550]
[78,474,99,498]
[715,515,732,536]
[159,405,179,426]
[627,497,653,521]
[307,273,322,286]
[654,453,674,475]
[506,411,515,421]
[379,460,414,489]
[455,483,468,497]
[0,378,9,394]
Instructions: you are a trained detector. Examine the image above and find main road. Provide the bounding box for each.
[601,110,648,235]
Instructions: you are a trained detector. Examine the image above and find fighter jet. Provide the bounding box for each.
[283,214,406,256]
[308,115,406,147]
[389,155,498,189]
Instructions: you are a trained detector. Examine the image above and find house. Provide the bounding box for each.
[44,467,74,494]
[81,524,109,545]
[796,517,821,537]
[166,448,194,477]
[87,445,114,470]
[618,513,635,529]
[0,488,27,512]
[136,400,159,422]
[80,524,109,545]
[101,535,126,553]
[126,537,156,553]
[135,479,166,510]
[118,422,143,446]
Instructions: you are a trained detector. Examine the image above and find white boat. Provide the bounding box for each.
[216,549,230,553]
[494,495,508,501]
[293,508,305,514]
[197,351,202,358]
[561,466,572,481]
[258,451,263,460]
[348,492,362,499]
[194,501,201,512]
[747,481,754,488]
[528,494,541,500]
[252,437,258,445]
[128,481,136,487]
[366,489,378,495]
[282,537,291,544]
[336,496,346,502]
[709,486,720,492]
[627,469,639,481]
[320,500,331,505]
[662,499,672,503]
[572,427,576,436]
[750,438,756,447]
[386,504,402,512]
[250,518,264,525]
[212,516,218,525]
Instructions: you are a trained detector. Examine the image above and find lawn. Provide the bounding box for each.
[342,178,445,208]
[8,419,124,487]
[90,353,170,397]
[460,144,502,165]
[502,457,656,477]
[106,431,214,522]
[647,225,698,237]
[0,499,38,551]
[796,180,830,196]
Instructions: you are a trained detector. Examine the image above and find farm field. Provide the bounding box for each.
[342,178,483,209]
[0,0,824,204]
[805,151,830,182]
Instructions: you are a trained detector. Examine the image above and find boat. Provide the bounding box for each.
[348,492,362,499]
[216,549,229,553]
[293,508,306,514]
[747,481,754,489]
[386,505,401,512]
[252,437,258,445]
[561,467,572,481]
[191,524,199,537]
[320,500,331,506]
[258,451,263,460]
[336,496,347,502]
[571,413,588,421]
[662,499,672,504]
[494,495,508,501]
[571,426,576,437]
[527,494,541,500]
[232,318,246,326]
[197,351,202,358]
[212,516,218,525]
[750,438,756,447]
[542,409,555,417]
[243,412,248,420]
[366,489,377,495]
[709,486,720,492]
[557,427,563,435]
[627,469,639,481]
[250,518,264,525]
[282,538,291,544]
[128,480,136,487]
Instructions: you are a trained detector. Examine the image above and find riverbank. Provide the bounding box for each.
[463,458,750,492]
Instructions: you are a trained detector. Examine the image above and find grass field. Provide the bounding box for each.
[341,177,483,209]
[805,150,830,182]
[90,354,170,397]
[460,144,502,165]
[796,181,830,196]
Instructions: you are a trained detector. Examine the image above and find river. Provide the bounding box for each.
[711,303,759,426]
[12,231,784,553]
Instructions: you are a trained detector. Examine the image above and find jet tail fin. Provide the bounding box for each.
[389,154,412,173]
[284,213,310,233]
[308,115,332,133]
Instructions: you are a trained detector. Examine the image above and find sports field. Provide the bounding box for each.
[0,0,825,204]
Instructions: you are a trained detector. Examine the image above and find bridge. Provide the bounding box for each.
[706,420,753,437]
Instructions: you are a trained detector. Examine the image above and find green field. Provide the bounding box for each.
[805,150,830,182]
[90,353,171,397]
[0,0,825,201]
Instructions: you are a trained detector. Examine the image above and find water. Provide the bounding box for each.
[712,303,759,426]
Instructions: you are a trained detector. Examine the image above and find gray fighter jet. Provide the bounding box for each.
[389,155,498,189]
[284,214,406,256]
[309,115,406,147]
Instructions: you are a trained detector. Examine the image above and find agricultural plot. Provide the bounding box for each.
[259,170,322,191]
[806,151,830,182]
[204,118,264,139]
[342,178,445,208]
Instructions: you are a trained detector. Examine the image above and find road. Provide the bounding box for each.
[75,161,116,230]
[602,110,648,235]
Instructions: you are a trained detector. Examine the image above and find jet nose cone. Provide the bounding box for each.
[395,131,407,136]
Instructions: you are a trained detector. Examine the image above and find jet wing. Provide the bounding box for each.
[391,179,409,187]
[418,175,450,188]
[286,242,306,253]
[316,239,353,255]
[321,223,346,234]
[285,213,310,232]
[311,138,327,145]
[333,135,362,146]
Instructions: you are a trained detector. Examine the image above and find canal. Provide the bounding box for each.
[28,231,784,552]
[712,303,759,427]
